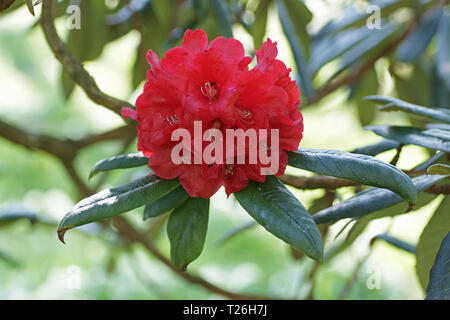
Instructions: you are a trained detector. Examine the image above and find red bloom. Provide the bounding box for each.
[123,29,303,199]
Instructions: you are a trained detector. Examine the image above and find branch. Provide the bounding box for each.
[111,216,272,300]
[40,0,135,118]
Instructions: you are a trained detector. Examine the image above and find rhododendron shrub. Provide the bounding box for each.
[58,30,420,271]
[122,29,303,199]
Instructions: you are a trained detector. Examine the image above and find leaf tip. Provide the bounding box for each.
[57,228,69,244]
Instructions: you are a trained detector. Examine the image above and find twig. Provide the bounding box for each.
[111,216,272,300]
[40,0,135,117]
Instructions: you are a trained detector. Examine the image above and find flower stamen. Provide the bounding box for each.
[201,81,218,101]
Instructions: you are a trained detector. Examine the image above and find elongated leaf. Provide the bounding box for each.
[235,176,323,262]
[317,0,418,34]
[276,0,314,100]
[250,0,271,49]
[210,0,233,38]
[426,123,450,131]
[216,221,258,247]
[426,232,450,300]
[57,174,179,242]
[436,12,450,90]
[365,96,450,123]
[414,152,447,171]
[89,153,149,179]
[167,197,210,270]
[0,205,37,226]
[427,164,450,175]
[331,24,398,78]
[313,174,448,224]
[351,139,400,156]
[396,10,441,62]
[143,185,189,220]
[373,233,416,253]
[24,0,34,16]
[288,148,417,202]
[310,26,371,75]
[366,125,450,152]
[417,197,450,291]
[282,0,312,59]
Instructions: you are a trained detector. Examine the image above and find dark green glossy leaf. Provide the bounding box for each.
[277,0,314,100]
[351,139,400,156]
[210,0,233,38]
[366,125,450,152]
[288,148,417,202]
[313,174,448,224]
[417,196,450,291]
[235,176,323,262]
[426,232,450,300]
[428,164,450,175]
[143,185,189,219]
[396,10,441,62]
[89,153,149,179]
[167,197,210,270]
[365,96,450,123]
[57,174,179,242]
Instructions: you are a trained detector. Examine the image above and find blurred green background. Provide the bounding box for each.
[0,0,448,299]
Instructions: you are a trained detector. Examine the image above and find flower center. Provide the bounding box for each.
[236,108,254,124]
[201,81,218,101]
[224,164,234,176]
[162,114,180,126]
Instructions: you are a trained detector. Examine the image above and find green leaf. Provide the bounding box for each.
[373,233,416,253]
[0,204,37,226]
[66,0,110,62]
[436,12,450,91]
[366,125,450,152]
[216,221,258,247]
[250,0,271,49]
[317,0,418,34]
[396,10,441,62]
[167,197,210,270]
[313,174,448,224]
[331,24,398,78]
[288,148,417,202]
[276,0,314,100]
[89,153,149,179]
[281,0,312,59]
[235,176,323,262]
[365,96,450,123]
[57,174,179,242]
[427,164,450,175]
[351,139,400,156]
[426,232,450,300]
[24,0,34,16]
[417,196,450,292]
[210,0,233,38]
[143,185,189,220]
[309,26,371,76]
[349,69,379,126]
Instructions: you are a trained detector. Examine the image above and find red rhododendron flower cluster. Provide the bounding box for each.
[123,29,303,199]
